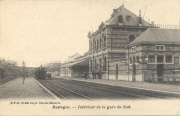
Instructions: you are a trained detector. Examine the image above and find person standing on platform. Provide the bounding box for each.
[92,70,95,79]
[47,72,51,80]
[84,71,87,80]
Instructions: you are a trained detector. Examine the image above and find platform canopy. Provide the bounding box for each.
[61,59,89,68]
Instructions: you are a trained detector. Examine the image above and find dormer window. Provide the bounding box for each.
[155,45,165,51]
[118,15,123,23]
[131,46,136,52]
[126,15,131,21]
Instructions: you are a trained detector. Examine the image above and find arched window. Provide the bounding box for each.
[90,60,92,71]
[94,59,96,68]
[103,57,107,71]
[99,58,102,70]
[104,36,106,47]
[91,42,93,52]
[128,34,136,43]
[100,38,101,49]
[94,40,96,51]
[97,40,99,51]
[89,41,92,52]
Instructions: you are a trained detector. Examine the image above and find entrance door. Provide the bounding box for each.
[132,64,136,81]
[157,64,164,82]
[115,64,118,79]
[157,64,164,77]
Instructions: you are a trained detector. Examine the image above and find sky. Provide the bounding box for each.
[0,0,180,67]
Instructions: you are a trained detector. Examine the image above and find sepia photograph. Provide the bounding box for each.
[0,0,180,115]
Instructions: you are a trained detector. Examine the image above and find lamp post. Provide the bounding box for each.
[22,61,26,84]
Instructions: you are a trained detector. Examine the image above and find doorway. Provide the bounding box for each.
[132,64,136,81]
[115,64,118,79]
[157,64,164,81]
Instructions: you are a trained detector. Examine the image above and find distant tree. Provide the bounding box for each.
[0,66,6,79]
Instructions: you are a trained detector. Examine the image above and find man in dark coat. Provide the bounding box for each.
[92,70,95,79]
[84,71,88,80]
[47,73,51,80]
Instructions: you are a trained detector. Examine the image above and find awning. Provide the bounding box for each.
[61,59,89,68]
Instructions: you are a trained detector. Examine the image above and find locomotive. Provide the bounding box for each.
[35,66,47,80]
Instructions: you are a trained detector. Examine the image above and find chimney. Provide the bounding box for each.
[113,9,118,13]
[139,10,141,17]
[138,10,142,25]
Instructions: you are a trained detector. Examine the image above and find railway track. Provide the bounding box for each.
[54,78,171,99]
[38,80,94,100]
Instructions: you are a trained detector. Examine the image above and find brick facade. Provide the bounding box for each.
[88,5,150,80]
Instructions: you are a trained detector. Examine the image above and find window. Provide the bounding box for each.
[136,56,140,63]
[131,47,136,52]
[133,56,135,62]
[100,38,101,49]
[91,60,92,71]
[99,58,102,70]
[93,40,96,51]
[126,15,131,21]
[155,45,165,51]
[104,36,106,47]
[118,15,123,23]
[103,57,107,71]
[90,42,92,52]
[165,55,173,63]
[128,34,136,43]
[94,40,96,51]
[129,57,132,64]
[94,59,97,68]
[148,55,155,63]
[157,55,164,63]
[97,40,98,51]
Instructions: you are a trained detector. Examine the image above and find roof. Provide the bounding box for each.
[130,28,180,46]
[90,5,150,36]
[61,59,89,68]
[105,5,150,26]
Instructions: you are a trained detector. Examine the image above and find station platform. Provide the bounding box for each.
[54,76,180,96]
[0,77,55,100]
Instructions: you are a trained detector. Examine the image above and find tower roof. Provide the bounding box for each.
[105,5,150,26]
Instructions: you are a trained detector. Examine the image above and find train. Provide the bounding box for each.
[35,66,47,80]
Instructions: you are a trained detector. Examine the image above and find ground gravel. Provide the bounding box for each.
[0,77,54,100]
[54,76,180,93]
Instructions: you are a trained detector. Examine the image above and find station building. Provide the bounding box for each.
[61,5,155,79]
[125,28,180,82]
[87,5,154,79]
[60,5,180,83]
